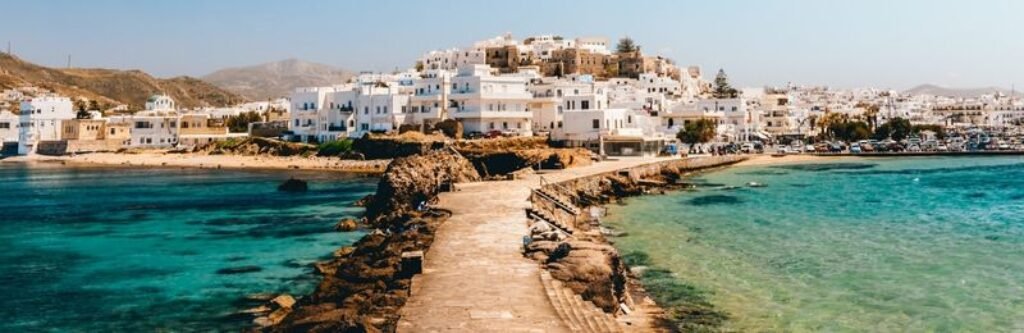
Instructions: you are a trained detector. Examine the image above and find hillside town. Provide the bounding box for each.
[3,33,1023,157]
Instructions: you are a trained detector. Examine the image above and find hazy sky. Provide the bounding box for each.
[4,0,1022,89]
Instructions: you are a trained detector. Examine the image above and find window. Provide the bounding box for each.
[581,101,590,110]
[592,119,600,129]
[364,107,369,115]
[502,122,508,129]
[489,122,495,129]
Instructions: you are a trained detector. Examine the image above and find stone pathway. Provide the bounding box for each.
[398,157,679,332]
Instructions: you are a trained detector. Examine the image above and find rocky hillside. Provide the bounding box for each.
[202,58,354,100]
[0,53,245,109]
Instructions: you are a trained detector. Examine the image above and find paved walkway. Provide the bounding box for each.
[397,157,678,332]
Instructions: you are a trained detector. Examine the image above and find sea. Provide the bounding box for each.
[0,163,376,331]
[605,156,1024,332]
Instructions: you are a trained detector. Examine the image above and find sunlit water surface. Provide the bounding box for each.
[0,163,375,331]
[605,156,1024,332]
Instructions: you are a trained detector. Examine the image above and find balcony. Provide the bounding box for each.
[453,109,532,120]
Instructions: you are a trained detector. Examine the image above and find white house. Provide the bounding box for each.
[449,64,534,136]
[145,94,176,111]
[552,108,668,156]
[0,110,18,144]
[108,111,180,148]
[18,95,74,154]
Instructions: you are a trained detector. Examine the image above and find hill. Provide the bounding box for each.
[0,53,245,109]
[904,84,1017,98]
[202,58,354,100]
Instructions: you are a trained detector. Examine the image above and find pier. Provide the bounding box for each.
[397,156,743,332]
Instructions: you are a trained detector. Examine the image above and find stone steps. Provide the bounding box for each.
[540,271,623,333]
[527,207,574,235]
[534,189,580,216]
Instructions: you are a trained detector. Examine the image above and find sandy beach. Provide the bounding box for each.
[2,152,392,174]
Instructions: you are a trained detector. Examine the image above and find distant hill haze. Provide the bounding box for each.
[0,53,244,109]
[202,59,354,101]
[904,84,1019,98]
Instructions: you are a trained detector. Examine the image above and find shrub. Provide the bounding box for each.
[317,139,354,157]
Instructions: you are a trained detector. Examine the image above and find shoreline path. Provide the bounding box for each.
[397,157,681,332]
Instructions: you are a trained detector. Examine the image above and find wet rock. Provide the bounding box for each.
[353,194,374,207]
[333,246,356,258]
[217,265,262,275]
[335,217,359,232]
[271,294,296,309]
[277,178,308,192]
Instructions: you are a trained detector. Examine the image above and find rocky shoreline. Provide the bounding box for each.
[256,150,481,332]
[523,156,747,332]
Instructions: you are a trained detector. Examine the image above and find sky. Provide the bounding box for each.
[3,0,1023,89]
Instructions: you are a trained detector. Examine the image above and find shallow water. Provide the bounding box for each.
[605,156,1024,332]
[0,163,376,331]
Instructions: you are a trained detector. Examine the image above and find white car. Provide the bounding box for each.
[805,144,816,152]
[936,144,948,152]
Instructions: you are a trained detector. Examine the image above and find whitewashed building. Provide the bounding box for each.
[449,64,534,136]
[145,94,176,111]
[18,95,75,154]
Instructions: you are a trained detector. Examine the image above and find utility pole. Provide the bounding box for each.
[67,54,72,68]
[6,41,10,55]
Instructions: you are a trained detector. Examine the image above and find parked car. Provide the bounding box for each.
[850,144,862,154]
[740,142,755,154]
[484,130,504,139]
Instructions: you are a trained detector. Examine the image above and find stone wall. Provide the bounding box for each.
[36,139,125,156]
[525,156,746,314]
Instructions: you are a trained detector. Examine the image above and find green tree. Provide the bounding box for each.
[616,37,638,54]
[73,100,90,119]
[712,69,738,98]
[676,118,718,152]
[829,121,871,141]
[226,111,264,133]
[873,117,912,141]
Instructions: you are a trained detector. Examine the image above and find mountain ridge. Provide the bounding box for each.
[904,84,1018,98]
[202,58,355,100]
[0,53,245,109]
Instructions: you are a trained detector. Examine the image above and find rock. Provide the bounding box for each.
[530,222,553,234]
[253,316,274,327]
[314,261,337,276]
[278,177,308,192]
[433,119,463,139]
[271,294,296,309]
[245,293,276,302]
[335,217,359,232]
[340,152,366,160]
[239,305,271,315]
[353,194,374,207]
[333,246,356,258]
[216,265,262,275]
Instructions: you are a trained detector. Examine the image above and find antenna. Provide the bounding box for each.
[5,41,9,55]
[67,54,72,68]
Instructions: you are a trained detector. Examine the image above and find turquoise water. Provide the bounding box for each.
[0,163,376,332]
[605,156,1024,332]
